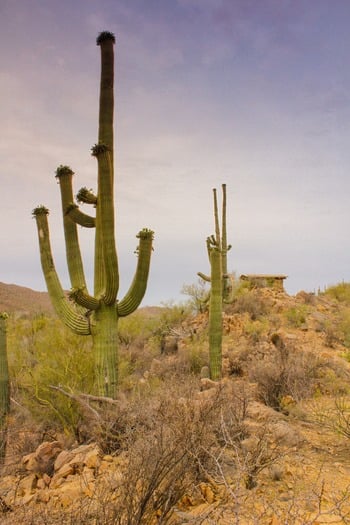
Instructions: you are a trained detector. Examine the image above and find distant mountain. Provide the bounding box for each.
[0,282,54,316]
[0,282,161,318]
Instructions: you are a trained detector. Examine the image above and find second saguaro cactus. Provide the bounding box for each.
[33,32,154,398]
[200,185,231,380]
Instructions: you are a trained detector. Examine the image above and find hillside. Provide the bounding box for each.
[0,282,54,316]
[1,284,350,523]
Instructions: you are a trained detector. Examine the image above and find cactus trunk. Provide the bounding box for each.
[91,304,119,396]
[33,32,154,398]
[0,313,10,463]
[208,249,222,380]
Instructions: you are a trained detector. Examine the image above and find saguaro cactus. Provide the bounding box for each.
[0,313,10,463]
[33,32,154,398]
[200,185,231,380]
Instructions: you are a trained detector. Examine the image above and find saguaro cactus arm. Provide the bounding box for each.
[55,166,90,291]
[76,187,97,206]
[32,207,90,335]
[117,229,154,317]
[92,144,118,305]
[213,188,220,246]
[55,166,96,228]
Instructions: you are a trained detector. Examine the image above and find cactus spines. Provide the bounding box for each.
[0,313,10,463]
[33,32,154,397]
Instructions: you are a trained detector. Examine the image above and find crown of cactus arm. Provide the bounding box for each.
[137,228,154,241]
[96,31,116,45]
[0,313,8,320]
[55,165,74,178]
[76,187,97,205]
[32,205,50,216]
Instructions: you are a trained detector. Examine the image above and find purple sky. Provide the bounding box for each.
[1,0,350,305]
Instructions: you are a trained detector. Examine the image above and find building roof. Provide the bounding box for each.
[240,274,287,280]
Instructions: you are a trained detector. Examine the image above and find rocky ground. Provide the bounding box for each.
[1,287,350,523]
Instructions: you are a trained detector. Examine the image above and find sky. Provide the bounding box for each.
[1,0,350,306]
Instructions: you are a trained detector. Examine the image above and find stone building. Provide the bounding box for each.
[239,274,287,291]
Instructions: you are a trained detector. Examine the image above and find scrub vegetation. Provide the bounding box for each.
[1,281,350,522]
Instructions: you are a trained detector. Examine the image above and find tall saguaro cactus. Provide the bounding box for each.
[33,32,154,398]
[200,185,231,380]
[0,313,10,463]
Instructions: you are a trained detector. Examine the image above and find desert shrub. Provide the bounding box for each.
[322,319,341,348]
[107,390,218,523]
[8,315,95,438]
[311,396,350,440]
[118,310,159,350]
[249,340,327,410]
[147,301,192,352]
[340,308,350,348]
[181,279,210,313]
[210,382,285,490]
[243,318,269,344]
[323,281,350,304]
[229,289,269,320]
[284,305,309,328]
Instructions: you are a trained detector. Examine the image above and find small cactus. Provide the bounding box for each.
[0,313,10,463]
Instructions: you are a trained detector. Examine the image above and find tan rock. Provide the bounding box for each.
[17,473,38,496]
[55,462,75,479]
[198,482,215,504]
[36,489,50,503]
[54,450,75,471]
[84,447,101,469]
[23,441,62,475]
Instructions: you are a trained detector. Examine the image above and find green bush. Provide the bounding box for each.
[284,305,309,328]
[340,308,350,348]
[8,315,95,438]
[323,282,350,304]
